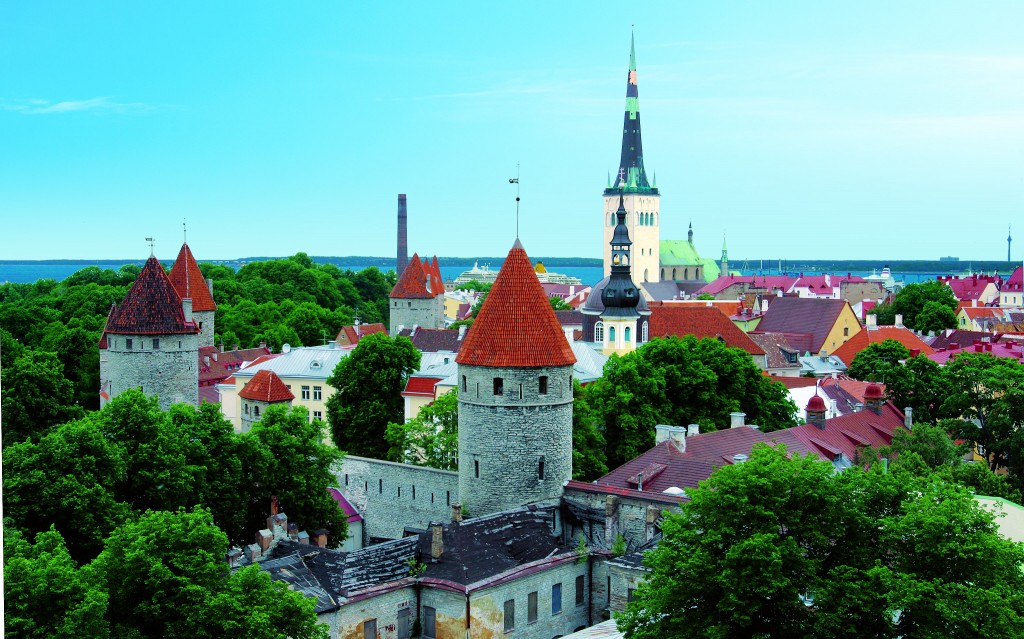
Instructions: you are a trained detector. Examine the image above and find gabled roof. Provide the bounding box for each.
[199,345,274,384]
[755,297,852,353]
[397,327,465,353]
[104,257,200,335]
[928,329,995,349]
[647,303,765,355]
[748,332,800,370]
[831,326,935,365]
[457,240,576,368]
[168,243,217,312]
[402,376,442,397]
[1003,267,1023,292]
[697,275,796,296]
[960,306,1002,320]
[239,369,294,402]
[928,341,1024,365]
[335,323,388,346]
[940,274,999,301]
[389,254,443,299]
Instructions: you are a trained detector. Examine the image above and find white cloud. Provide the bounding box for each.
[0,96,151,114]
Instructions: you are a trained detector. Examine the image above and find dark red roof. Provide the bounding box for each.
[807,395,827,411]
[168,243,217,312]
[647,303,765,355]
[104,257,200,335]
[456,240,576,368]
[402,377,442,397]
[389,253,443,299]
[396,327,465,353]
[239,369,294,402]
[832,326,934,365]
[755,297,852,353]
[336,323,388,346]
[199,345,274,385]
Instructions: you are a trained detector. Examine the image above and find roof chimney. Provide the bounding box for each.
[451,504,462,523]
[686,424,700,437]
[458,325,467,340]
[894,314,903,328]
[654,424,686,452]
[866,314,877,330]
[430,521,444,560]
[206,277,214,296]
[182,298,193,323]
[730,412,746,429]
[904,407,913,430]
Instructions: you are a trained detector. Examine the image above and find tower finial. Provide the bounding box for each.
[183,219,187,245]
[630,29,636,71]
[146,237,155,257]
[509,162,521,239]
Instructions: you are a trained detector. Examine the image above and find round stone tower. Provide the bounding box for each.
[101,256,200,410]
[239,369,294,432]
[455,239,577,517]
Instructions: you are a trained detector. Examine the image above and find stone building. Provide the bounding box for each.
[455,239,577,517]
[238,369,294,432]
[168,242,217,347]
[389,253,445,335]
[99,255,200,410]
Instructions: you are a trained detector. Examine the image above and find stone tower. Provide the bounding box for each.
[600,196,644,355]
[720,236,729,277]
[603,33,660,283]
[388,253,445,334]
[100,256,200,410]
[239,369,294,432]
[168,243,217,347]
[455,240,577,517]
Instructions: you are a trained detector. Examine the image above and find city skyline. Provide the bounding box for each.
[2,2,1023,262]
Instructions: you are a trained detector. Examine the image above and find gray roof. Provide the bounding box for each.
[256,551,338,613]
[571,341,609,383]
[582,277,651,316]
[238,345,350,381]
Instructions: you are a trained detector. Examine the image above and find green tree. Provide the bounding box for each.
[1,349,82,445]
[549,296,573,311]
[455,280,492,292]
[915,299,958,333]
[890,280,958,330]
[385,390,459,469]
[4,527,110,639]
[570,379,608,480]
[326,332,420,459]
[204,566,329,639]
[617,444,1024,639]
[244,405,347,543]
[846,339,910,382]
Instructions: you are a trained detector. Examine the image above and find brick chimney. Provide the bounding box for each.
[730,412,746,428]
[430,522,444,560]
[451,504,462,523]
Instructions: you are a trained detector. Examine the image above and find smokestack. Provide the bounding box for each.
[397,194,409,276]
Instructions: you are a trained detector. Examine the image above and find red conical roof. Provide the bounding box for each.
[104,257,200,335]
[239,369,294,402]
[457,240,576,368]
[168,243,217,312]
[389,253,435,299]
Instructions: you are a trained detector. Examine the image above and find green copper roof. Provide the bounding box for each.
[660,240,703,266]
[701,258,722,282]
[629,32,636,71]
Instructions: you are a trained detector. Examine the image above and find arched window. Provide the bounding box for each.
[672,268,677,280]
[642,321,649,343]
[624,326,632,342]
[608,326,616,343]
[594,321,604,342]
[684,268,690,280]
[254,405,260,418]
[644,268,649,282]
[610,212,615,226]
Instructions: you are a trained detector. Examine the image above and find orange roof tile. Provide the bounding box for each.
[961,307,1001,319]
[389,253,443,299]
[831,326,935,365]
[647,303,766,355]
[104,257,200,335]
[456,240,576,368]
[168,243,217,312]
[239,369,294,402]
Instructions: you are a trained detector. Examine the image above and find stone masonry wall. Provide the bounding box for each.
[337,587,417,639]
[105,331,199,409]
[458,364,573,517]
[338,456,460,542]
[840,281,885,305]
[194,309,215,347]
[390,295,444,335]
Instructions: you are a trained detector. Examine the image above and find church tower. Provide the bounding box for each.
[603,33,660,284]
[169,243,217,347]
[720,236,729,276]
[600,196,643,355]
[455,240,576,517]
[100,255,200,410]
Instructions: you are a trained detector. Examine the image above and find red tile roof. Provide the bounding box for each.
[335,323,388,346]
[402,376,442,397]
[1004,267,1023,292]
[698,275,796,296]
[199,345,274,385]
[938,274,1000,301]
[831,326,935,365]
[755,297,853,353]
[647,303,765,355]
[772,376,821,389]
[389,254,444,299]
[927,340,1024,365]
[396,327,465,352]
[239,369,294,402]
[168,243,217,312]
[104,257,200,335]
[456,240,576,368]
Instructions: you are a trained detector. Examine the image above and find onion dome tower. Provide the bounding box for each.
[100,256,200,410]
[599,196,644,355]
[169,243,217,347]
[388,253,445,334]
[455,239,576,517]
[603,33,660,283]
[239,369,294,432]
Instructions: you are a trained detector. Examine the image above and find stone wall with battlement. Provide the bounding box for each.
[104,332,199,409]
[338,456,460,542]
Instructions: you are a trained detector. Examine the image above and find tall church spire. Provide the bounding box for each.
[610,32,652,193]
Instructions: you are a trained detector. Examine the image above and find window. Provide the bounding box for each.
[504,599,515,632]
[397,609,410,639]
[178,341,182,348]
[843,327,850,337]
[364,618,377,639]
[624,326,631,342]
[379,479,383,494]
[474,460,480,478]
[528,592,538,623]
[301,385,311,400]
[422,607,436,639]
[253,405,260,417]
[126,338,133,350]
[462,375,467,392]
[627,588,636,602]
[607,576,611,604]
[313,386,322,400]
[313,410,322,421]
[518,384,523,399]
[608,326,616,343]
[552,583,562,615]
[641,322,648,343]
[538,456,545,480]
[594,321,604,342]
[539,376,548,395]
[493,377,503,396]
[576,575,585,606]
[152,338,159,349]
[245,404,250,415]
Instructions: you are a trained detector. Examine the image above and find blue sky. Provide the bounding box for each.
[2,2,1023,262]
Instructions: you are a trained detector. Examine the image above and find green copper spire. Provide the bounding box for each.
[607,170,611,189]
[606,32,654,194]
[629,31,636,72]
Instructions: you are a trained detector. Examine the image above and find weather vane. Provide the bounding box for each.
[183,219,187,245]
[509,162,520,238]
[145,237,155,257]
